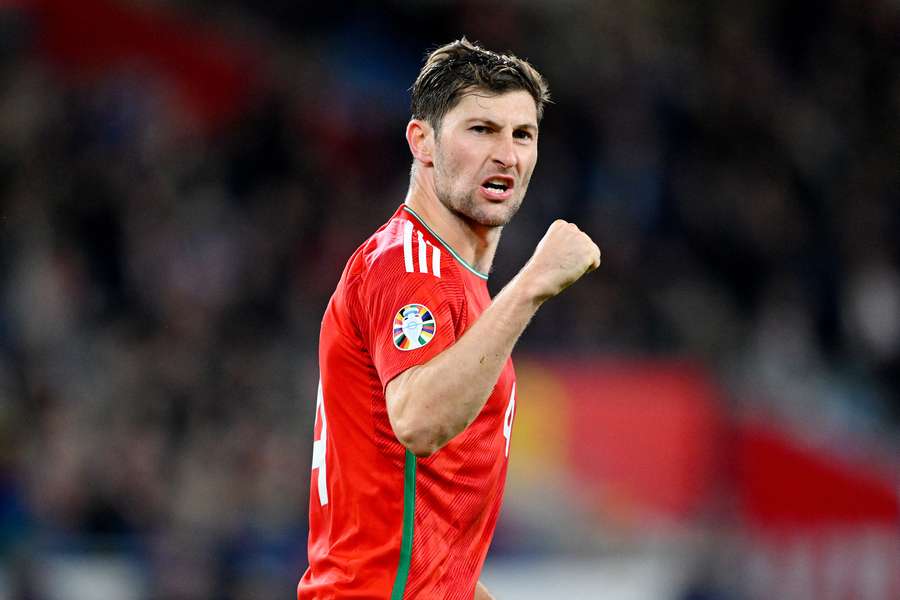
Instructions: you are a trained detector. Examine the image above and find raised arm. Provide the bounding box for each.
[386,220,600,457]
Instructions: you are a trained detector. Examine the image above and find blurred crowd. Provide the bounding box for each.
[0,0,898,598]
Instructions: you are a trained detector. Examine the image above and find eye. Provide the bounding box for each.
[514,130,534,141]
[470,125,490,134]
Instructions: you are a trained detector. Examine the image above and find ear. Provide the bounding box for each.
[406,119,434,167]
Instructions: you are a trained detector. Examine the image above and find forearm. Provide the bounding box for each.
[387,270,541,456]
[387,219,601,457]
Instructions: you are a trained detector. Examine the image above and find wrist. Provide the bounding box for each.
[506,266,548,310]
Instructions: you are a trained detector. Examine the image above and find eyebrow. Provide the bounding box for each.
[466,118,538,133]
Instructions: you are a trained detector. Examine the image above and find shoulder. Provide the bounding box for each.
[340,208,471,314]
[339,210,474,342]
[353,214,456,287]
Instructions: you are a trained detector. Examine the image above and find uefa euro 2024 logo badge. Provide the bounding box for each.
[393,304,435,351]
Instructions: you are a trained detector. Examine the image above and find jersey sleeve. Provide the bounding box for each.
[354,243,466,389]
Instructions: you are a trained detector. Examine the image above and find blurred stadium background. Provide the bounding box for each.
[0,0,898,598]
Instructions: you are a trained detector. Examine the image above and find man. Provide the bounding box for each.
[298,38,600,599]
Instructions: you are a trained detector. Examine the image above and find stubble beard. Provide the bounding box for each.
[433,160,529,229]
[437,185,523,228]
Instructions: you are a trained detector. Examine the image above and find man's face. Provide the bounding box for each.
[431,90,539,228]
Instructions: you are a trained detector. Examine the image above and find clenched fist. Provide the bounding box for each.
[518,220,601,304]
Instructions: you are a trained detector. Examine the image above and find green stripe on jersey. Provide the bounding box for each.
[390,450,417,599]
[402,206,489,280]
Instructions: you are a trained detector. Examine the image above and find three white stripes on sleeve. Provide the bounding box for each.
[403,220,441,277]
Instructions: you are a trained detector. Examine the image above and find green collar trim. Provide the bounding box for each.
[402,206,489,280]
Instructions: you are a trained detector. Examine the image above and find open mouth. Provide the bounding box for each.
[480,176,514,199]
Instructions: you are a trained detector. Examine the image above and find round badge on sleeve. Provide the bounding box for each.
[393,304,436,351]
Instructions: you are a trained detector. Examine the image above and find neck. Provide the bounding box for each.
[404,167,502,275]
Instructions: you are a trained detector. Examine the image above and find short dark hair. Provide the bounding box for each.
[410,37,550,131]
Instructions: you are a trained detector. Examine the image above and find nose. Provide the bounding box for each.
[491,133,518,169]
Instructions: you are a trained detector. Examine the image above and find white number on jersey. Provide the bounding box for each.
[503,382,516,458]
[311,379,329,505]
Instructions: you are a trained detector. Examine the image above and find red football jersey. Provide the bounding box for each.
[298,205,517,599]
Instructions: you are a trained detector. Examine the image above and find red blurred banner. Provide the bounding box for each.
[24,0,260,131]
[738,422,899,528]
[556,359,723,522]
[514,358,899,596]
[736,422,900,599]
